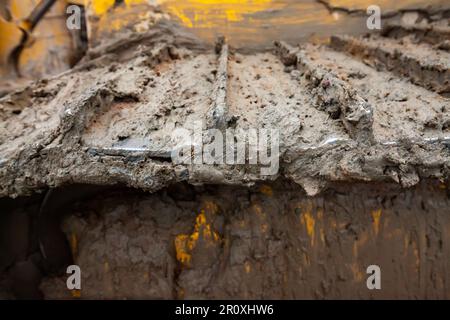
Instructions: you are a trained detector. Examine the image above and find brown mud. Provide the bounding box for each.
[0,2,449,300]
[0,181,449,299]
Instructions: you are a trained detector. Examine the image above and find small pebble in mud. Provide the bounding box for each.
[284,66,295,73]
[321,78,331,89]
[389,92,408,102]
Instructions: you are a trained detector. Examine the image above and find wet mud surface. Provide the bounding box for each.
[0,2,449,300]
[0,18,449,198]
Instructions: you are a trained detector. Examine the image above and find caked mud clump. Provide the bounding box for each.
[0,20,449,198]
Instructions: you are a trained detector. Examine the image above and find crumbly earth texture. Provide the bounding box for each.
[0,17,449,299]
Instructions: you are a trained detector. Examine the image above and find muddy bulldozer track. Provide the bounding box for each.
[0,19,449,299]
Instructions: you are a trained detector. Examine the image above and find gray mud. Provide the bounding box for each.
[0,13,449,299]
[0,20,449,198]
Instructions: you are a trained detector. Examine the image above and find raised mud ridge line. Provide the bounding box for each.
[330,34,450,94]
[382,22,450,48]
[0,23,449,198]
[274,41,375,144]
